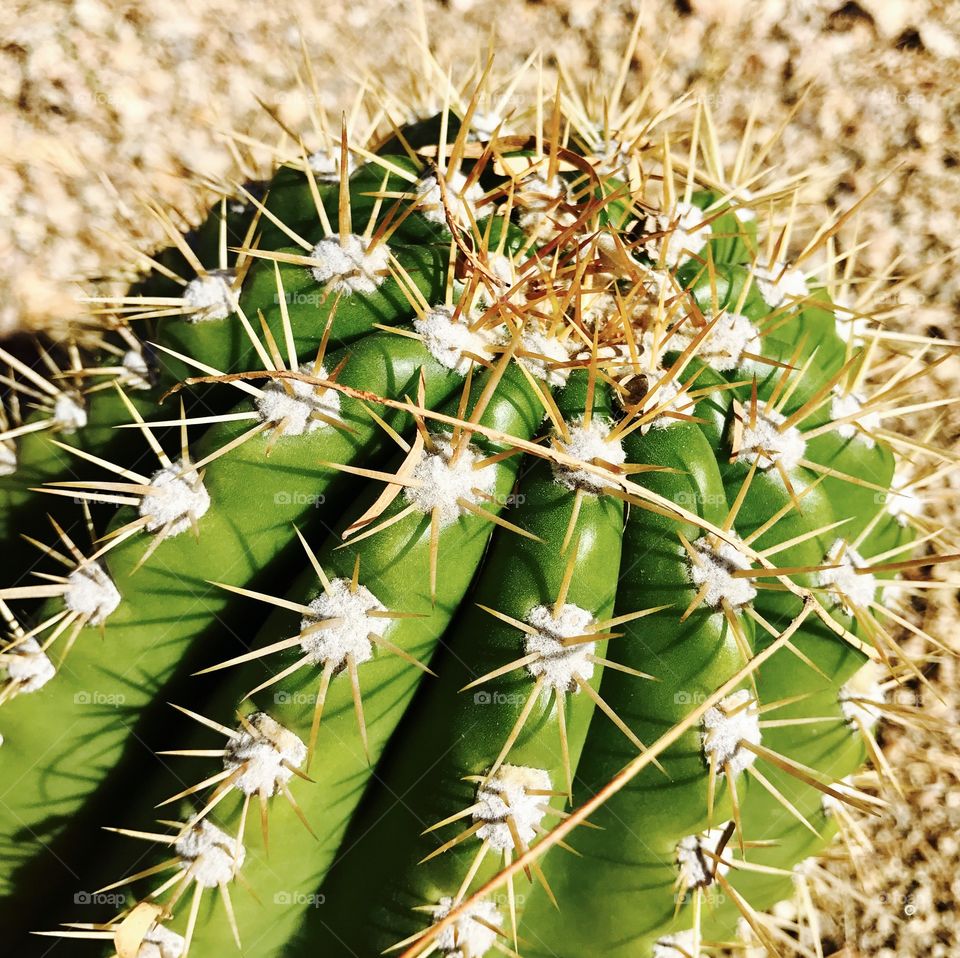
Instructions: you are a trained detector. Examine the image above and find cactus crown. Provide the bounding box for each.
[0,39,954,958]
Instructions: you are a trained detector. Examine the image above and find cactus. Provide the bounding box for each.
[0,51,954,958]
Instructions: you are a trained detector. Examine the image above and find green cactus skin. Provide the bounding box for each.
[294,372,625,955]
[515,292,900,956]
[517,416,756,956]
[0,194,262,572]
[0,140,446,583]
[150,358,543,956]
[0,72,948,958]
[0,330,464,920]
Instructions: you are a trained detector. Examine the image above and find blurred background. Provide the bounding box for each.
[2,1,959,954]
[2,0,958,337]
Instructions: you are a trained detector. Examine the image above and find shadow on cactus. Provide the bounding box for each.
[0,41,956,958]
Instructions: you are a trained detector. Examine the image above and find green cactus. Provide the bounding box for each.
[0,61,951,958]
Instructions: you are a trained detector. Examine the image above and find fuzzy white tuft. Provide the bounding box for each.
[643,374,685,429]
[752,260,808,308]
[595,230,639,271]
[833,296,872,345]
[701,689,761,776]
[524,603,596,692]
[432,896,501,957]
[735,406,806,473]
[0,442,16,477]
[839,662,887,731]
[52,393,87,433]
[307,150,356,181]
[299,578,386,671]
[414,305,494,374]
[175,820,245,888]
[821,774,860,816]
[122,349,152,390]
[887,467,923,525]
[3,637,55,693]
[888,488,923,524]
[594,140,632,176]
[676,823,732,889]
[404,434,498,527]
[519,330,572,386]
[309,233,390,294]
[836,315,871,344]
[669,312,760,372]
[255,364,342,436]
[472,764,552,852]
[642,202,708,268]
[483,253,517,293]
[609,338,686,427]
[64,562,121,625]
[517,174,566,208]
[653,930,697,958]
[818,539,877,613]
[591,342,641,384]
[688,536,757,610]
[729,188,756,222]
[182,270,238,322]
[137,924,185,958]
[836,317,873,345]
[830,390,879,446]
[579,291,619,329]
[224,712,307,797]
[139,461,210,537]
[414,170,485,226]
[517,174,574,234]
[618,369,686,428]
[552,417,626,493]
[469,111,510,142]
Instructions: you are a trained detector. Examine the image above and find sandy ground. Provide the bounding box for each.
[2,1,960,954]
[3,0,959,336]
